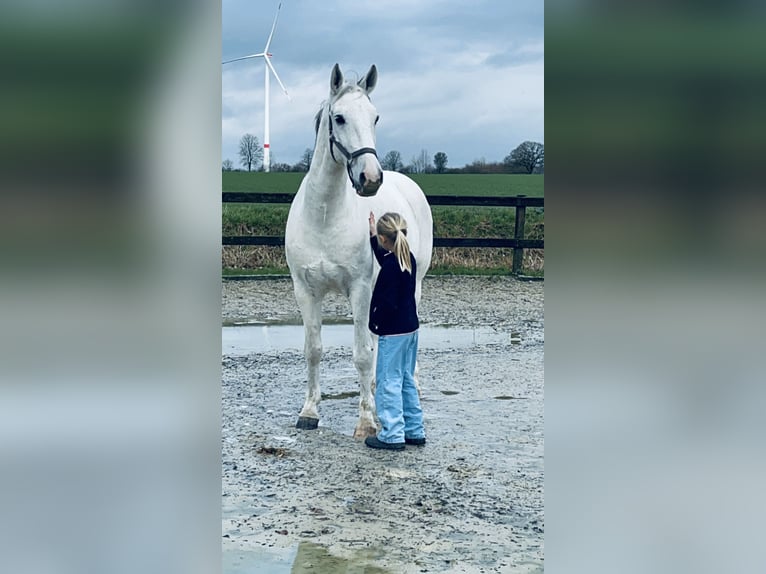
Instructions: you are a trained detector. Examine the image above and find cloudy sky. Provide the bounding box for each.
[222,0,543,169]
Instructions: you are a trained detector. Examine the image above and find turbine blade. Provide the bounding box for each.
[265,57,291,101]
[263,1,282,53]
[222,53,265,65]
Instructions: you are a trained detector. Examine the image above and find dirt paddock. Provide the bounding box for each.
[222,276,544,573]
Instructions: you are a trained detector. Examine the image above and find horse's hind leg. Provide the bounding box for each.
[294,285,322,430]
[414,279,424,397]
[349,284,377,439]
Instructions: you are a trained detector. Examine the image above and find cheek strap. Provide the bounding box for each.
[328,109,378,188]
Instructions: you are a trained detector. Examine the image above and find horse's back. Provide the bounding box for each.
[381,171,430,217]
[369,171,433,277]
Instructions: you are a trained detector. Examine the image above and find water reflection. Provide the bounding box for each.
[291,542,389,574]
[223,542,390,574]
[223,323,513,356]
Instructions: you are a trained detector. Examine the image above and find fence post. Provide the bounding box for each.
[512,195,527,275]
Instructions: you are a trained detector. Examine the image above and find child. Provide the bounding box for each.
[365,211,426,450]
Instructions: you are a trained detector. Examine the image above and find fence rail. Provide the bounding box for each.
[222,192,543,208]
[222,192,543,274]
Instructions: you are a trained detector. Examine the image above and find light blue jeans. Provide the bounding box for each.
[375,330,425,444]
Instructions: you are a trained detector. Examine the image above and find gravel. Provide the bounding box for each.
[222,275,544,573]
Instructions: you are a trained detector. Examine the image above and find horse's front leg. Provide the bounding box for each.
[349,284,377,439]
[294,286,323,430]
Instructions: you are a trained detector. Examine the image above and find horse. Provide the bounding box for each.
[285,63,433,439]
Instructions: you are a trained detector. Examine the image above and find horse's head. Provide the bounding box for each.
[327,64,383,197]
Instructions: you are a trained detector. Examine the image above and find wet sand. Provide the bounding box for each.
[222,276,544,573]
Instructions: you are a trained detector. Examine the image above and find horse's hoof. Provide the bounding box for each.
[296,416,319,430]
[353,425,378,440]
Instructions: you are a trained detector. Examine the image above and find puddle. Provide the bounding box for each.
[223,542,390,574]
[223,323,514,356]
[223,547,295,574]
[440,390,459,395]
[291,542,390,573]
[322,390,360,400]
[494,395,525,400]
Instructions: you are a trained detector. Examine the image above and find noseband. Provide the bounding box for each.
[327,108,379,189]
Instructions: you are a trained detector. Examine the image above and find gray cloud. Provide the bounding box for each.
[222,0,543,167]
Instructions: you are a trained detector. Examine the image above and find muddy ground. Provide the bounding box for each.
[222,276,544,573]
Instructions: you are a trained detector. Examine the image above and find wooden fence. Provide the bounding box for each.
[222,193,544,275]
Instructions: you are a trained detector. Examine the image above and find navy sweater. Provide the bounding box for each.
[368,236,419,336]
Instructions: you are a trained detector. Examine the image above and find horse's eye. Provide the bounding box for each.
[334,115,345,125]
[375,115,380,125]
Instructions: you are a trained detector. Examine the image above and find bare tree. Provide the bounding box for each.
[238,133,263,172]
[433,152,448,173]
[465,157,488,174]
[410,149,431,174]
[505,141,544,174]
[222,159,234,171]
[381,150,403,172]
[295,148,313,172]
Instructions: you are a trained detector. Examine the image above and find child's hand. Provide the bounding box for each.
[368,212,376,237]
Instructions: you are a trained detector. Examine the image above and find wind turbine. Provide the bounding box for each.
[223,2,291,173]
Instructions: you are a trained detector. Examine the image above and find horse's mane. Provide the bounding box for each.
[313,106,323,137]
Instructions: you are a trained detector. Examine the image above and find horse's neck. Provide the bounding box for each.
[303,122,355,217]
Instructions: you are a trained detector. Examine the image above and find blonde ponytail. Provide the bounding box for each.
[376,212,413,273]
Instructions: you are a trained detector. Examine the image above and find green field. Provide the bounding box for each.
[222,172,543,198]
[409,174,543,197]
[222,172,544,276]
[223,172,305,194]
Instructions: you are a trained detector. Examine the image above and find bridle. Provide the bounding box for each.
[327,107,379,191]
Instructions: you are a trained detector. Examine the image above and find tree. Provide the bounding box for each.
[222,159,233,171]
[505,141,544,174]
[238,133,263,172]
[464,157,487,174]
[433,152,448,174]
[295,148,313,172]
[410,149,431,174]
[381,150,403,172]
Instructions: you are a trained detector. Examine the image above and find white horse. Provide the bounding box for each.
[285,64,433,439]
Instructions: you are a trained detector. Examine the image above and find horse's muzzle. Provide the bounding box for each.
[355,171,382,197]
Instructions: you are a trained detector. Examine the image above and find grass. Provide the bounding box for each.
[223,171,305,194]
[223,204,289,236]
[222,266,286,277]
[222,172,544,276]
[222,246,544,277]
[222,172,544,198]
[223,204,543,240]
[408,174,544,198]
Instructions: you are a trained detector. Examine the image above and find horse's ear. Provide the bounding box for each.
[330,63,344,96]
[358,64,377,95]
